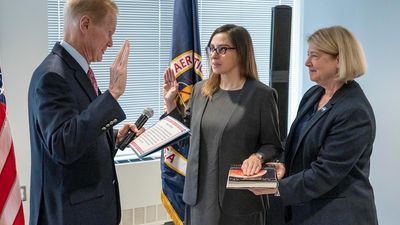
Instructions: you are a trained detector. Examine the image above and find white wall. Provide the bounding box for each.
[0,0,47,221]
[301,0,400,224]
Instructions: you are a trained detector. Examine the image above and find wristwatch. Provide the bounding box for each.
[253,153,264,163]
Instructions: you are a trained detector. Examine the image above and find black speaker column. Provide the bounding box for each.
[266,5,292,225]
[269,5,292,142]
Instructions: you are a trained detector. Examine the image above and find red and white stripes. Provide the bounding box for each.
[0,114,25,225]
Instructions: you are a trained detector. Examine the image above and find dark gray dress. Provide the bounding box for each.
[188,89,264,225]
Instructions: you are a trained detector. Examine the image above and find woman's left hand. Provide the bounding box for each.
[241,153,263,176]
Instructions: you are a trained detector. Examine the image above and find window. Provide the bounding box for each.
[48,0,295,162]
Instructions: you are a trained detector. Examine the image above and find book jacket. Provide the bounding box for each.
[226,164,278,189]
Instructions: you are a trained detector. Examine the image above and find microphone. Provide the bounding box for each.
[116,107,154,150]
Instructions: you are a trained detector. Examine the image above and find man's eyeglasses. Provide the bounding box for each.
[205,46,236,56]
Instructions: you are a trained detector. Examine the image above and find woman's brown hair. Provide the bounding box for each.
[202,24,259,98]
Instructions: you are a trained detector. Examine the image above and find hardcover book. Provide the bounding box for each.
[226,164,278,189]
[129,116,190,159]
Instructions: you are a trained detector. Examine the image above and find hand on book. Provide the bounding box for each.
[247,162,284,196]
[241,153,263,176]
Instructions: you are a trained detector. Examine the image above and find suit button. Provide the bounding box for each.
[106,124,110,128]
[112,179,116,184]
[113,118,118,123]
[109,120,114,125]
[101,127,106,131]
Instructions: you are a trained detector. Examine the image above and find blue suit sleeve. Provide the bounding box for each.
[33,72,126,164]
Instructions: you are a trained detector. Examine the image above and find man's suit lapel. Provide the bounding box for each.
[52,43,114,149]
[52,43,98,101]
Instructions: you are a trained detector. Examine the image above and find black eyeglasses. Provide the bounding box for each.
[205,46,236,55]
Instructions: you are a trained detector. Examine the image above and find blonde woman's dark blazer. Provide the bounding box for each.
[279,81,378,225]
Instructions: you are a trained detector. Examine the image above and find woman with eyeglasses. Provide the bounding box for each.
[163,24,283,225]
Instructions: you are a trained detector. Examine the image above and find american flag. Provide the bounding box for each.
[0,66,25,225]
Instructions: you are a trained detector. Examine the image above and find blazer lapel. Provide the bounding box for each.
[190,87,208,151]
[183,83,207,205]
[52,43,113,150]
[287,87,328,167]
[190,79,250,143]
[285,89,322,154]
[287,82,353,168]
[215,79,253,142]
[74,71,98,101]
[186,79,253,205]
[52,43,98,101]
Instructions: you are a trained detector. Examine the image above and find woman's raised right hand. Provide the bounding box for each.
[163,67,178,113]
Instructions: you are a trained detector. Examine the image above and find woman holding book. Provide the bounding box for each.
[163,24,283,225]
[251,26,378,225]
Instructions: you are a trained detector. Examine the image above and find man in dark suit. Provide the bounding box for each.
[28,1,141,224]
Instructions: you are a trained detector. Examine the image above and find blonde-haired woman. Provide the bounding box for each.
[164,24,283,225]
[253,26,378,225]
